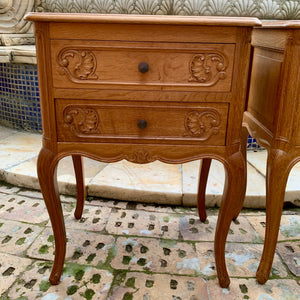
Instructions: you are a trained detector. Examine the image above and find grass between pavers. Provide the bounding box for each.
[0,184,300,298]
[0,232,299,299]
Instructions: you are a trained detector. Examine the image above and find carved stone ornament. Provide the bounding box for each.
[189,52,227,86]
[58,49,98,81]
[63,106,100,135]
[38,0,300,20]
[184,109,221,140]
[126,150,155,164]
[0,0,34,34]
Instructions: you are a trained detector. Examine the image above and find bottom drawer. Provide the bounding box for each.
[55,99,228,145]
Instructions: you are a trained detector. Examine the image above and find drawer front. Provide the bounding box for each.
[55,99,229,145]
[51,40,235,92]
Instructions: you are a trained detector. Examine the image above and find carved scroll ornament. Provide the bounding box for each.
[189,52,227,86]
[126,150,154,164]
[58,49,98,81]
[184,110,221,140]
[63,106,100,135]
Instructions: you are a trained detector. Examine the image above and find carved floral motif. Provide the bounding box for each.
[58,49,98,81]
[184,109,221,140]
[63,106,100,135]
[126,150,154,164]
[189,53,227,86]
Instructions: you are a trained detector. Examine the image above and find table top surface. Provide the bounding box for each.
[25,12,261,27]
[259,20,300,28]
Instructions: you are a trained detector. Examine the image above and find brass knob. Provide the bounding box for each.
[137,119,147,129]
[138,62,149,73]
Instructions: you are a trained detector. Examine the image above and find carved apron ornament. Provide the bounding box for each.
[126,150,154,164]
[184,110,221,140]
[63,106,100,135]
[58,49,98,81]
[189,53,227,86]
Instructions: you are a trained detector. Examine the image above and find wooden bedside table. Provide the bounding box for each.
[242,21,300,284]
[25,13,260,287]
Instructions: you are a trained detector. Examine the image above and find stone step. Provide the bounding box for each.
[0,125,299,208]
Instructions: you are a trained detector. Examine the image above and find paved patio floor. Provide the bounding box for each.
[0,182,299,299]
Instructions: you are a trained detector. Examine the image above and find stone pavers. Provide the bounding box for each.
[0,253,32,295]
[110,272,209,299]
[106,208,180,239]
[0,219,43,255]
[7,261,113,299]
[0,183,299,299]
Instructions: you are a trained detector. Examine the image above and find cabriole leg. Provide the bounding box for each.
[38,147,66,285]
[256,149,291,284]
[214,150,246,288]
[197,158,212,222]
[72,155,85,220]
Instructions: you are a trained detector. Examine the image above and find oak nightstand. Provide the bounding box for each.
[26,13,260,287]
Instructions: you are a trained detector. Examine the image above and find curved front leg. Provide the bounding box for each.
[38,147,66,285]
[197,158,212,222]
[72,155,85,220]
[256,149,291,284]
[214,150,246,288]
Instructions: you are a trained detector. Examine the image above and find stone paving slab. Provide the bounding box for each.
[17,189,43,199]
[0,253,33,295]
[65,205,111,232]
[195,242,287,278]
[247,150,300,195]
[27,228,115,267]
[0,126,18,140]
[57,156,108,196]
[182,159,224,207]
[88,160,182,205]
[0,193,49,224]
[106,208,180,239]
[276,241,300,277]
[136,202,193,214]
[0,185,21,195]
[6,261,113,300]
[0,219,43,255]
[179,215,262,243]
[110,272,209,300]
[247,214,300,241]
[207,278,300,299]
[0,131,41,171]
[182,159,267,209]
[3,155,108,196]
[111,236,202,276]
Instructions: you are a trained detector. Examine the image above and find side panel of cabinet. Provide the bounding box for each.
[247,47,284,134]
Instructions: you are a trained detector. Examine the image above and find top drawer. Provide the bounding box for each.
[51,40,235,92]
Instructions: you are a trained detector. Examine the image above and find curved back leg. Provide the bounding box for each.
[197,158,212,222]
[72,155,86,220]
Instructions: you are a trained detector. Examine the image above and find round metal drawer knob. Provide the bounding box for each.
[138,62,149,73]
[137,119,147,129]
